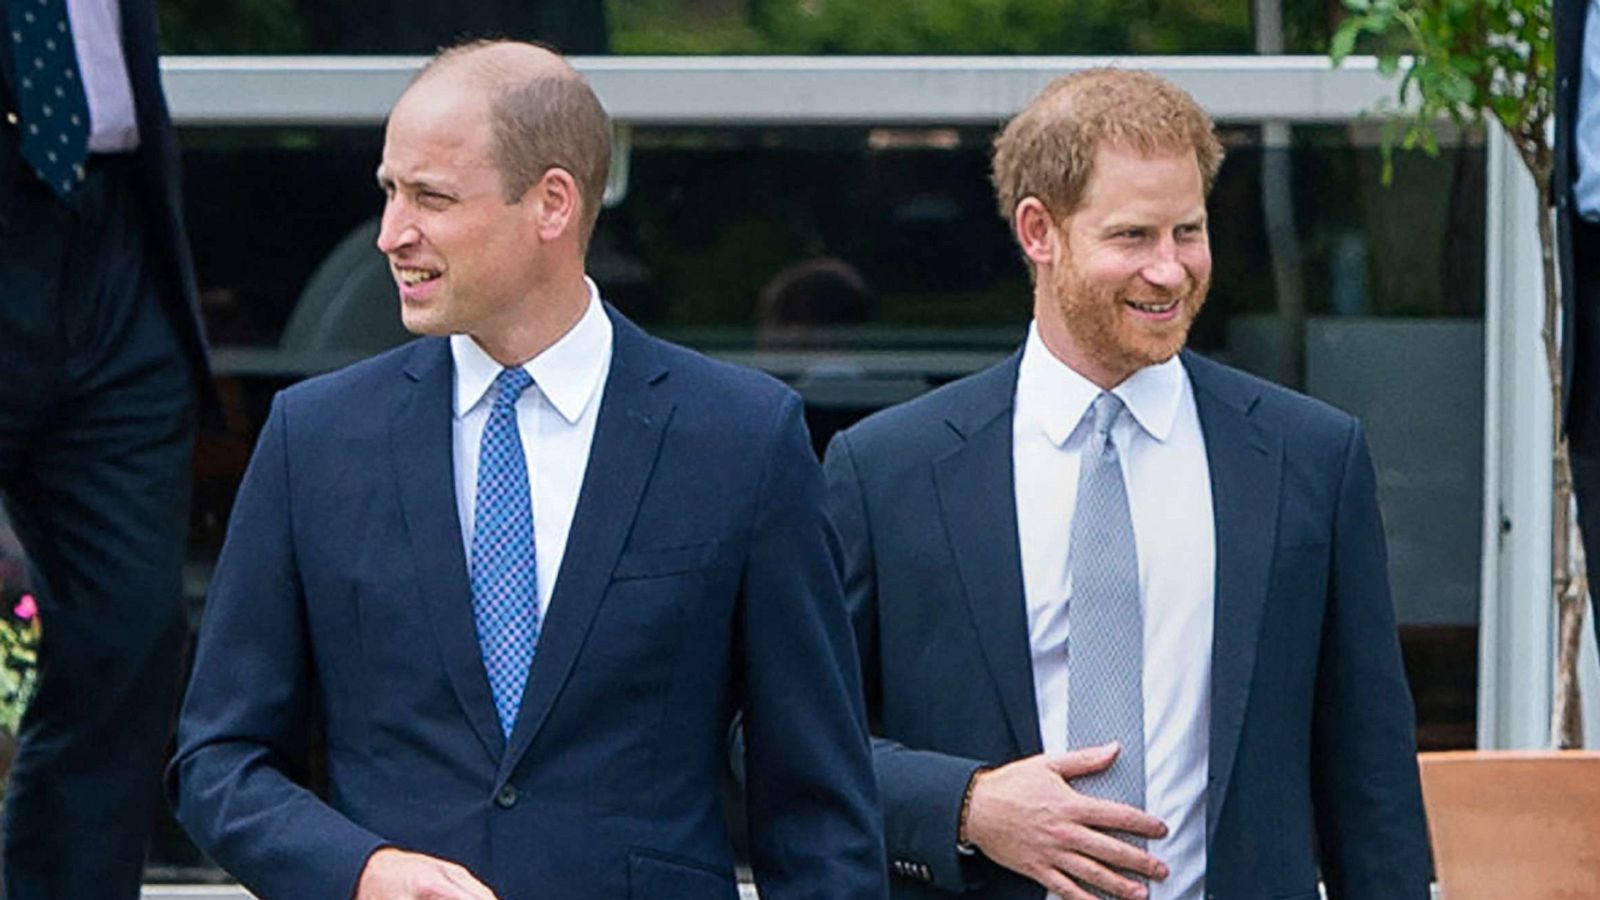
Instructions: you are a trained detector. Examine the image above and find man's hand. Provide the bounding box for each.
[961,743,1169,900]
[354,848,501,900]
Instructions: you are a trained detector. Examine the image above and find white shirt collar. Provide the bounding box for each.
[1015,320,1186,447]
[450,277,612,424]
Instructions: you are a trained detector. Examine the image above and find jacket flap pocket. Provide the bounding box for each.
[613,539,721,580]
[627,848,738,900]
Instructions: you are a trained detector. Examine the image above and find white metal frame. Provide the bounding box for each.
[1479,125,1555,749]
[1480,122,1600,750]
[161,54,1403,126]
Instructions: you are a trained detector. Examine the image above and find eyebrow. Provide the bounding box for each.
[1099,212,1208,233]
[375,170,454,195]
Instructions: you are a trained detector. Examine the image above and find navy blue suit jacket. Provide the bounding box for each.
[0,0,215,418]
[823,350,1430,900]
[1558,0,1600,445]
[169,308,887,900]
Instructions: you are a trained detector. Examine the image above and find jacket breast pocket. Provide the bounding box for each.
[612,539,721,581]
[627,848,739,900]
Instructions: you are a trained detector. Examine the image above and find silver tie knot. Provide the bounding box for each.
[1089,392,1126,446]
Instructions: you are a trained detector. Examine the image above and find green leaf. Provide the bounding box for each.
[1438,65,1477,105]
[1330,21,1362,64]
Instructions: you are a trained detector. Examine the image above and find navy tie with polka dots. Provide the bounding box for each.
[7,0,89,198]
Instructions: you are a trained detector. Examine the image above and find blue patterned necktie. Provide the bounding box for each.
[1065,392,1147,897]
[7,0,90,198]
[471,367,540,739]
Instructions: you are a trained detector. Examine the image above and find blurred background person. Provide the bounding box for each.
[755,256,874,349]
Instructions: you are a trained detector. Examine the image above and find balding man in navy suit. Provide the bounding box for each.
[169,41,885,900]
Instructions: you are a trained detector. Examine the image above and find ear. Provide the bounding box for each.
[526,166,581,243]
[1013,196,1060,268]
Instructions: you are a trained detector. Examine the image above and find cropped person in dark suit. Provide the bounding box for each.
[1557,0,1600,645]
[824,69,1429,900]
[168,41,885,900]
[0,0,214,896]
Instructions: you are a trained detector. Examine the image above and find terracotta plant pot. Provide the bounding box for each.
[1418,750,1600,899]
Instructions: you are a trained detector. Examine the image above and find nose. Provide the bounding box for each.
[377,197,418,254]
[1142,238,1187,288]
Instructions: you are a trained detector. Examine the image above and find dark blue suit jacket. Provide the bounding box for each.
[1558,0,1594,438]
[169,308,887,900]
[0,0,215,418]
[823,350,1430,900]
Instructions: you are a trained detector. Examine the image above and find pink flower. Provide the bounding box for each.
[14,595,36,621]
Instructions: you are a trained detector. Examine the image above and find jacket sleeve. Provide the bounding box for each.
[824,430,985,894]
[166,394,387,900]
[739,394,890,900]
[1311,421,1433,899]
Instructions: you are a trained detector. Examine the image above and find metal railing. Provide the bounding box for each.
[161,54,1403,126]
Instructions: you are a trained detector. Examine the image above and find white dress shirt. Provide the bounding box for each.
[452,282,612,619]
[1013,322,1214,900]
[64,0,139,152]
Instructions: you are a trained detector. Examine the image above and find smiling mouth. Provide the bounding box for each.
[396,267,442,286]
[1126,299,1179,314]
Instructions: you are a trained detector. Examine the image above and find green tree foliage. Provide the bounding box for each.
[612,0,1253,55]
[1331,0,1551,180]
[160,0,306,52]
[156,0,1350,56]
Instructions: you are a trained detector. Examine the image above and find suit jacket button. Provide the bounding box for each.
[4,111,17,126]
[494,784,518,808]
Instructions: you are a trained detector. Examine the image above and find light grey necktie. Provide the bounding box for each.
[1066,392,1147,895]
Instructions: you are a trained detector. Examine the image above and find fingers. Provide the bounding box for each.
[1058,852,1150,900]
[1072,794,1168,840]
[356,847,500,900]
[1044,742,1120,778]
[1066,826,1169,882]
[1036,865,1103,900]
[439,862,500,900]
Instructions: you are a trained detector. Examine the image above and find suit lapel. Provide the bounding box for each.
[498,309,674,780]
[1184,352,1282,842]
[932,354,1044,758]
[393,338,505,763]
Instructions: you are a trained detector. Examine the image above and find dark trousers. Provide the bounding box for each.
[1569,216,1600,649]
[0,159,194,899]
